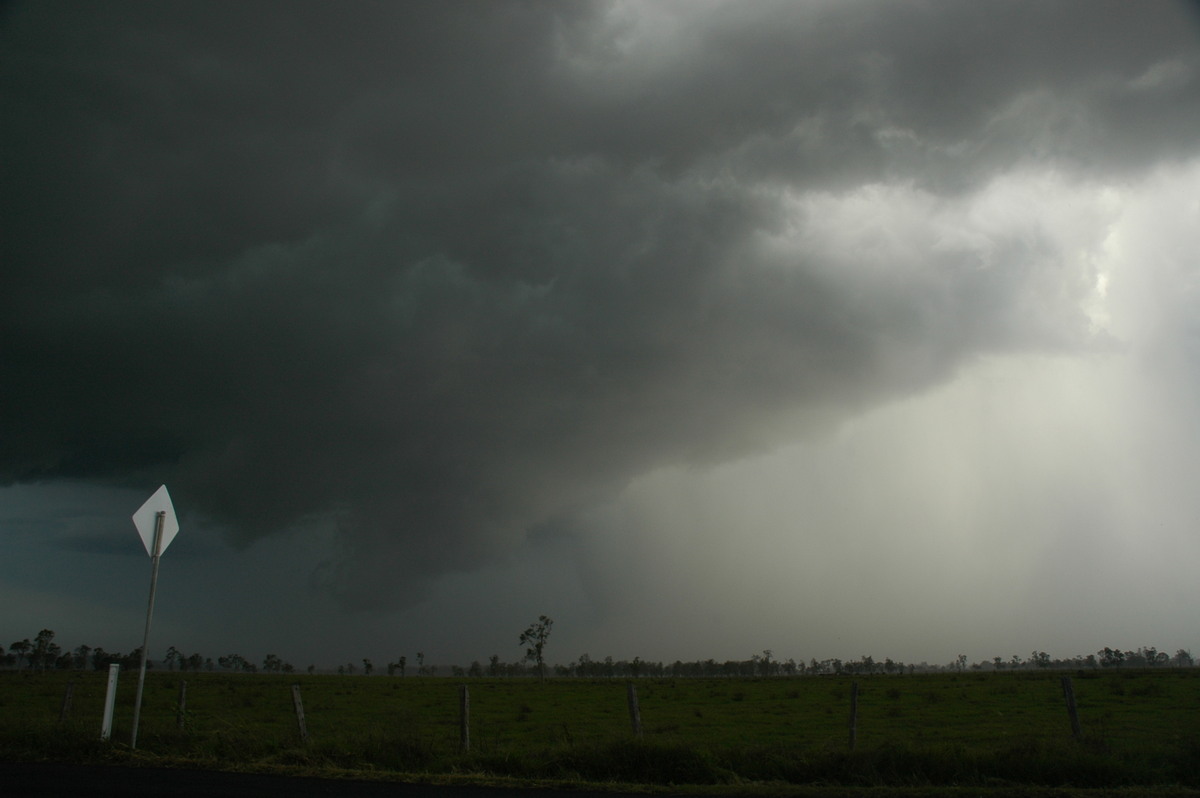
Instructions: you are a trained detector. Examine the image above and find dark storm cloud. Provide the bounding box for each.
[3,1,1197,608]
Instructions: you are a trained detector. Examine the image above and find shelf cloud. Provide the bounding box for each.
[3,1,1198,663]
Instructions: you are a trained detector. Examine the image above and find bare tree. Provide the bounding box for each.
[519,615,554,680]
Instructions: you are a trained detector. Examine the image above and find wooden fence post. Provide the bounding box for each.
[1061,676,1083,740]
[291,684,309,744]
[59,680,75,723]
[460,685,470,752]
[626,682,642,738]
[176,681,188,730]
[848,681,859,751]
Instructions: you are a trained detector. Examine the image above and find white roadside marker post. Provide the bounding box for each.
[100,663,120,740]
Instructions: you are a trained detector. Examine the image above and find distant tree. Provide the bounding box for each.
[262,654,282,672]
[469,660,483,678]
[398,656,407,677]
[993,656,1004,670]
[74,645,92,670]
[519,615,553,680]
[121,648,145,671]
[1140,646,1169,666]
[8,641,28,669]
[362,658,373,675]
[307,664,315,675]
[10,639,31,670]
[27,632,52,670]
[165,646,181,670]
[185,652,204,671]
[30,630,56,671]
[488,654,502,677]
[1031,651,1051,668]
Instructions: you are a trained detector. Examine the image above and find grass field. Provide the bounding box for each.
[1,668,1197,792]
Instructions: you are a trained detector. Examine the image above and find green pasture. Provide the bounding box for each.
[1,668,1197,789]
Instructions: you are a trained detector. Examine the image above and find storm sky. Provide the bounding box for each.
[3,0,1198,669]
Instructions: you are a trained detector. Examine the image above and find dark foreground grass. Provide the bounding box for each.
[2,669,1197,792]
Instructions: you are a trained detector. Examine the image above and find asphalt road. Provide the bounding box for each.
[0,763,655,798]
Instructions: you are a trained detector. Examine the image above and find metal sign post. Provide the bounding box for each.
[129,485,180,750]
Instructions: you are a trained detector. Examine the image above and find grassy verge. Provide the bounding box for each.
[2,669,1197,793]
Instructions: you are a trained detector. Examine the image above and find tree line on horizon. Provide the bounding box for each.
[4,628,1195,677]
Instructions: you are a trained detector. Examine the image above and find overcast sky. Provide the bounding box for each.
[3,0,1198,670]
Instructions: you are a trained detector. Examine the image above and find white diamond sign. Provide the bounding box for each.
[132,484,179,556]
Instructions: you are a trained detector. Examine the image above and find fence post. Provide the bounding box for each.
[59,680,75,723]
[460,685,470,751]
[1061,676,1083,740]
[848,681,859,751]
[176,681,188,730]
[626,682,642,738]
[291,684,309,744]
